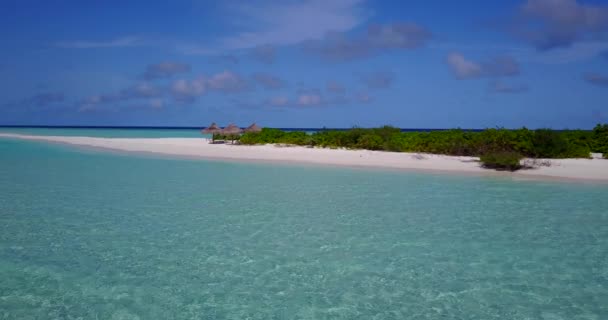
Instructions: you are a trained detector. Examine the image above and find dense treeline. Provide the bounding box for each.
[239,124,608,160]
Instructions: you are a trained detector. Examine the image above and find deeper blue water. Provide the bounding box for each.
[0,126,487,138]
[1,134,607,319]
[0,127,314,138]
[0,127,206,138]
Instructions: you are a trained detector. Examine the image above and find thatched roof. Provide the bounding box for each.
[244,123,262,133]
[222,123,243,135]
[202,122,221,134]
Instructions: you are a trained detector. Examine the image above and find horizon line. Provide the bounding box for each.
[0,124,602,131]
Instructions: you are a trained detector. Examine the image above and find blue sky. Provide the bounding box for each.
[1,0,608,128]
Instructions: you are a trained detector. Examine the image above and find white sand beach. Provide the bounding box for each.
[1,133,607,182]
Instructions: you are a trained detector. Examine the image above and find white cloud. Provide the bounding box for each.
[251,44,276,63]
[446,53,520,79]
[220,0,368,50]
[297,94,323,106]
[525,40,608,63]
[253,72,286,89]
[142,62,191,79]
[57,1,369,55]
[124,83,162,98]
[56,36,143,49]
[78,82,163,111]
[433,40,608,64]
[175,44,216,55]
[305,22,431,60]
[269,96,290,107]
[326,81,345,93]
[517,0,608,50]
[355,92,372,103]
[360,71,394,89]
[149,98,165,109]
[170,71,248,103]
[446,53,483,79]
[584,73,608,87]
[207,71,248,92]
[171,77,207,102]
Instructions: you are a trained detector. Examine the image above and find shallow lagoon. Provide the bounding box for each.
[1,138,607,319]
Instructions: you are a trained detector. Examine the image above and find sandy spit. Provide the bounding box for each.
[1,133,607,182]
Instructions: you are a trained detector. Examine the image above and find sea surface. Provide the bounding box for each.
[0,126,487,138]
[0,127,207,138]
[1,129,608,319]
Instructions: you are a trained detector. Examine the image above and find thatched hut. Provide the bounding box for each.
[202,122,222,143]
[222,123,243,144]
[244,123,262,133]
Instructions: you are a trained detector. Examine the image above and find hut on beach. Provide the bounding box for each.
[222,123,243,144]
[202,122,222,143]
[244,123,262,133]
[202,122,259,144]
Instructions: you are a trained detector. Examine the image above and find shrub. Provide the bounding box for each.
[531,129,568,158]
[480,152,524,171]
[356,134,384,150]
[238,124,607,159]
[282,131,311,145]
[511,128,535,155]
[593,124,608,155]
[373,125,401,142]
[238,133,261,144]
[384,134,408,152]
[473,128,518,155]
[257,128,286,142]
[311,130,344,148]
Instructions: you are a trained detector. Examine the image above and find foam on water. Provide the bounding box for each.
[1,138,607,319]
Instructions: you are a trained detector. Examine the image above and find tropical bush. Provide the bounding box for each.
[592,124,608,157]
[480,152,524,171]
[212,133,240,143]
[356,134,384,150]
[282,131,311,145]
[239,128,284,144]
[237,124,608,161]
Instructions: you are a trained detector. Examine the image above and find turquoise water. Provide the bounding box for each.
[1,137,608,319]
[0,127,205,138]
[0,127,316,138]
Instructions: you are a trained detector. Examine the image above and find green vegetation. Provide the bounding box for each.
[237,124,608,169]
[211,133,241,143]
[592,124,608,158]
[239,129,312,145]
[480,152,524,171]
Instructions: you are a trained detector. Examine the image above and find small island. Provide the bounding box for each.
[234,124,608,171]
[2,124,607,181]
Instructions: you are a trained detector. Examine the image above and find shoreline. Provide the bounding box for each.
[2,133,608,183]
